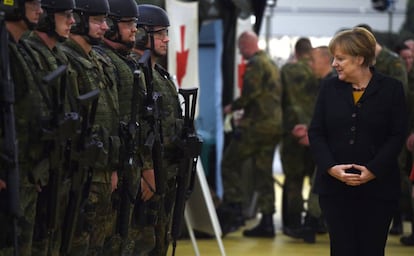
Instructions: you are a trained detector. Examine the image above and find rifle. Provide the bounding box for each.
[170,88,202,256]
[115,67,141,238]
[60,88,102,255]
[39,65,80,251]
[0,9,20,256]
[135,49,165,226]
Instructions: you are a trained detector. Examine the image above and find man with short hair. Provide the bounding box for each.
[219,30,283,238]
[0,1,43,255]
[59,0,121,254]
[22,0,76,254]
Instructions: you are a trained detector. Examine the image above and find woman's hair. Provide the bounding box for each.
[328,27,376,67]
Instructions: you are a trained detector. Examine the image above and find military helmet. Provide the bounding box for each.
[136,4,170,28]
[71,0,109,43]
[4,0,33,21]
[41,0,75,12]
[74,0,109,15]
[107,0,138,19]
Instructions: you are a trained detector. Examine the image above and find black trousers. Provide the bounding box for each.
[319,194,397,256]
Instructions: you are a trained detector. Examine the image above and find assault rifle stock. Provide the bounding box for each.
[170,88,202,256]
[0,10,20,256]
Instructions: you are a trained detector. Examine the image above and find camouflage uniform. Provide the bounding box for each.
[94,44,152,255]
[22,31,74,256]
[375,47,408,93]
[59,38,121,255]
[0,33,45,256]
[280,57,319,229]
[221,50,282,215]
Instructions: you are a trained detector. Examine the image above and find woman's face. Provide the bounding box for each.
[331,46,362,83]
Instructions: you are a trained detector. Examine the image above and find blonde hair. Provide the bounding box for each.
[328,27,376,67]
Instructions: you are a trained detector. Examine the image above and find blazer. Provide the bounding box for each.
[308,68,408,200]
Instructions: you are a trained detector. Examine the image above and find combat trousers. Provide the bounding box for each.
[221,130,280,215]
[147,172,176,256]
[280,134,315,228]
[0,183,38,256]
[69,181,114,256]
[32,179,71,256]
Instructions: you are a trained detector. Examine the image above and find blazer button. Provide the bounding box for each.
[356,103,362,108]
[349,139,355,144]
[352,113,356,118]
[351,126,356,131]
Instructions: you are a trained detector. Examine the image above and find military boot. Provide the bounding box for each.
[400,219,414,246]
[283,215,316,244]
[243,214,275,238]
[401,234,414,246]
[217,202,245,236]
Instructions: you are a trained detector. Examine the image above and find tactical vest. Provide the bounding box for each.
[153,64,183,153]
[60,40,120,176]
[5,40,47,184]
[93,45,136,123]
[20,32,74,185]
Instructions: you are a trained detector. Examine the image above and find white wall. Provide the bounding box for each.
[258,0,408,65]
[262,0,407,37]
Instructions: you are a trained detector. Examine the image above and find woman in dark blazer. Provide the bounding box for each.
[308,27,408,256]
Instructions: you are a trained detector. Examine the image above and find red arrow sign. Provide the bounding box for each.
[176,25,189,87]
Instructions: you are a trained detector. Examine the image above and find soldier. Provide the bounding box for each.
[280,37,319,242]
[0,1,43,255]
[294,45,335,242]
[21,0,76,254]
[133,4,185,255]
[58,0,121,254]
[395,41,414,246]
[218,30,283,238]
[92,0,148,254]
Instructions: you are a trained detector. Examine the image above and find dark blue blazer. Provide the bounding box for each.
[309,68,408,200]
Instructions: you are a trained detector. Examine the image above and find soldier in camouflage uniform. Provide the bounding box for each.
[0,1,43,255]
[355,24,409,236]
[93,0,152,254]
[21,0,76,254]
[218,30,282,238]
[395,41,414,245]
[58,0,121,254]
[132,4,185,255]
[279,38,319,242]
[292,45,335,243]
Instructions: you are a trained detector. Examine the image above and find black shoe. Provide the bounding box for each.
[400,234,414,246]
[283,226,315,244]
[389,223,403,235]
[243,214,275,238]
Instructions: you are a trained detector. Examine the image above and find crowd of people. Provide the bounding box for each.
[0,0,192,255]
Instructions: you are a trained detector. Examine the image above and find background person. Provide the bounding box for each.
[218,30,283,238]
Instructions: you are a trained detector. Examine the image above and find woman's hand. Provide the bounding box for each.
[327,164,375,186]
